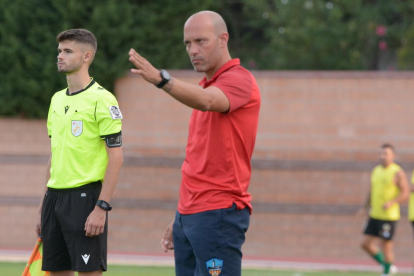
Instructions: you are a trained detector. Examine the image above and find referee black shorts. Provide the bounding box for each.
[41,182,107,272]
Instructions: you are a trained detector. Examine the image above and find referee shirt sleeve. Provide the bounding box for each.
[95,91,122,138]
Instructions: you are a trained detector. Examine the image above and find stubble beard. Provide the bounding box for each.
[193,66,204,73]
[192,60,208,73]
[57,58,83,74]
[58,64,82,74]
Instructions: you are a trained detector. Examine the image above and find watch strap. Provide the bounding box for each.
[156,70,170,88]
[96,199,112,211]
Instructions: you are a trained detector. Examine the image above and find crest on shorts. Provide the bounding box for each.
[206,258,223,276]
[381,223,391,238]
[109,105,123,120]
[72,120,83,137]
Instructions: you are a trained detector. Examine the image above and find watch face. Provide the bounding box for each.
[101,202,108,209]
[161,70,171,81]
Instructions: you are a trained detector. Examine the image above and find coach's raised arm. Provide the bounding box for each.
[128,47,230,112]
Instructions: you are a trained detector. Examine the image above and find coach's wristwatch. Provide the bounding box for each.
[155,69,171,88]
[96,200,112,211]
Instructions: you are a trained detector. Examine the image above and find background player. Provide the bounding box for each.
[358,144,409,276]
[408,170,414,274]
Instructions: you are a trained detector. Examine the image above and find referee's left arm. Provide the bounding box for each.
[84,145,123,237]
[97,144,123,204]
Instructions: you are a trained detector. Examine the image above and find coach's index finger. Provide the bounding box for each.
[128,49,139,65]
[129,48,140,56]
[129,48,142,62]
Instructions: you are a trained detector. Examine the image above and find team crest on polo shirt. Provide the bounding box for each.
[109,105,123,120]
[206,258,223,276]
[72,120,83,137]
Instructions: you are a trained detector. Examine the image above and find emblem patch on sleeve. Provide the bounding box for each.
[72,120,83,137]
[109,105,123,120]
[206,258,223,276]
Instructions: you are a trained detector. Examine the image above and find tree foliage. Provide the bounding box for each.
[228,0,414,70]
[0,0,219,118]
[1,0,414,118]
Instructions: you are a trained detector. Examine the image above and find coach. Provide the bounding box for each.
[129,11,261,276]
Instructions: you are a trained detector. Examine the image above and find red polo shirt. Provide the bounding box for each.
[178,59,261,214]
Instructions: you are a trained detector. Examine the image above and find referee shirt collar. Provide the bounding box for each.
[66,78,95,96]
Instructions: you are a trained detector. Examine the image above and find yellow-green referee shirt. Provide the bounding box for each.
[47,79,122,189]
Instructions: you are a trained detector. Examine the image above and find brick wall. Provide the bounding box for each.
[1,71,414,263]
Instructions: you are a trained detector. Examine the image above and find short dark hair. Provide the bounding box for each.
[381,143,395,152]
[56,29,97,51]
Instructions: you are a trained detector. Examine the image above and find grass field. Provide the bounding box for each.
[3,261,385,275]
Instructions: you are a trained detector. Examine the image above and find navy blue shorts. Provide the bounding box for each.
[173,203,250,276]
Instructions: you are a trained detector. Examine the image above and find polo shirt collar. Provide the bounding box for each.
[199,58,240,87]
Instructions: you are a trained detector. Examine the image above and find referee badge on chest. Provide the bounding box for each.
[72,120,83,137]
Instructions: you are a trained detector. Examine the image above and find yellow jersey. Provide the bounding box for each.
[409,172,414,221]
[369,163,401,221]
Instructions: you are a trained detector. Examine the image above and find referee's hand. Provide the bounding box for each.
[35,212,41,238]
[84,206,106,237]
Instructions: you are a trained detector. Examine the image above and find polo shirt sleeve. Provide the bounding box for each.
[95,92,122,138]
[212,70,253,113]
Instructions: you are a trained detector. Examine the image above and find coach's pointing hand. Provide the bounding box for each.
[129,49,162,85]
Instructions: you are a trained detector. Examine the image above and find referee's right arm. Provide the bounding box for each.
[35,155,51,237]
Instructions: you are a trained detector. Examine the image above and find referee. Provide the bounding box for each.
[35,29,123,275]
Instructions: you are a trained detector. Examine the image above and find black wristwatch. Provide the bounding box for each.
[156,69,171,88]
[96,200,112,211]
